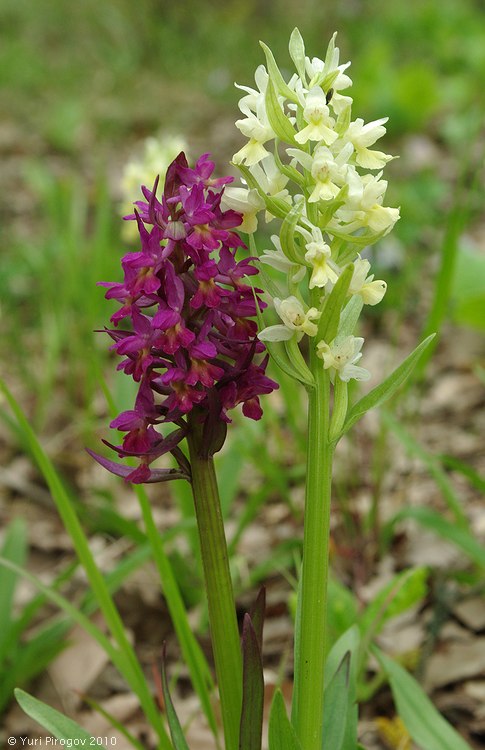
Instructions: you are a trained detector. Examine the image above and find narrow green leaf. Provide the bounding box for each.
[135,486,217,738]
[81,695,145,750]
[360,567,428,639]
[0,378,171,748]
[0,556,125,677]
[161,657,190,750]
[260,41,299,103]
[317,264,353,343]
[15,689,95,742]
[374,649,473,750]
[322,652,350,750]
[440,454,485,494]
[418,202,466,378]
[0,620,69,714]
[342,335,435,434]
[239,615,264,750]
[269,689,302,750]
[384,506,485,568]
[358,568,429,680]
[324,626,360,750]
[288,28,306,82]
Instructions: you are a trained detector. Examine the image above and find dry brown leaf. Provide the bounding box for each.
[424,638,485,690]
[47,615,110,709]
[453,597,485,632]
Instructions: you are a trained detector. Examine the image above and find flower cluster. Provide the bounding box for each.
[90,153,278,483]
[224,30,400,384]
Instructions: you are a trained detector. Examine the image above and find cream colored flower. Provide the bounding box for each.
[349,258,387,305]
[258,296,320,341]
[341,117,394,169]
[317,335,370,381]
[294,86,338,145]
[302,228,339,288]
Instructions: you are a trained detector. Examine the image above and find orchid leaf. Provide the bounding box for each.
[325,626,360,750]
[374,649,473,750]
[15,689,95,742]
[249,587,266,650]
[316,264,353,342]
[342,335,435,434]
[322,652,350,750]
[268,689,302,750]
[239,614,264,750]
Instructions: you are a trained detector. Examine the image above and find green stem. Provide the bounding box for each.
[294,346,333,750]
[187,416,242,750]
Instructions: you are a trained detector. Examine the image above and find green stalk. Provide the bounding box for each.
[186,415,242,750]
[293,345,333,750]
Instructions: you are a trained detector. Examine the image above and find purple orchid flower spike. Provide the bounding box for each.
[90,151,278,483]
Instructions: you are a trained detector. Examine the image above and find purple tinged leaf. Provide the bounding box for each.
[249,587,266,652]
[239,613,264,750]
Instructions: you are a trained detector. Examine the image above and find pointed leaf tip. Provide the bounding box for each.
[240,614,264,750]
[160,650,190,750]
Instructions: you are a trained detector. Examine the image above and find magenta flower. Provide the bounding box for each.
[90,152,278,482]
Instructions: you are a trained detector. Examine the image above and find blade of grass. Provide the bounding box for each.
[0,518,28,662]
[383,506,485,569]
[82,695,146,750]
[15,689,98,743]
[135,485,218,740]
[0,378,171,748]
[381,410,469,529]
[98,369,216,736]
